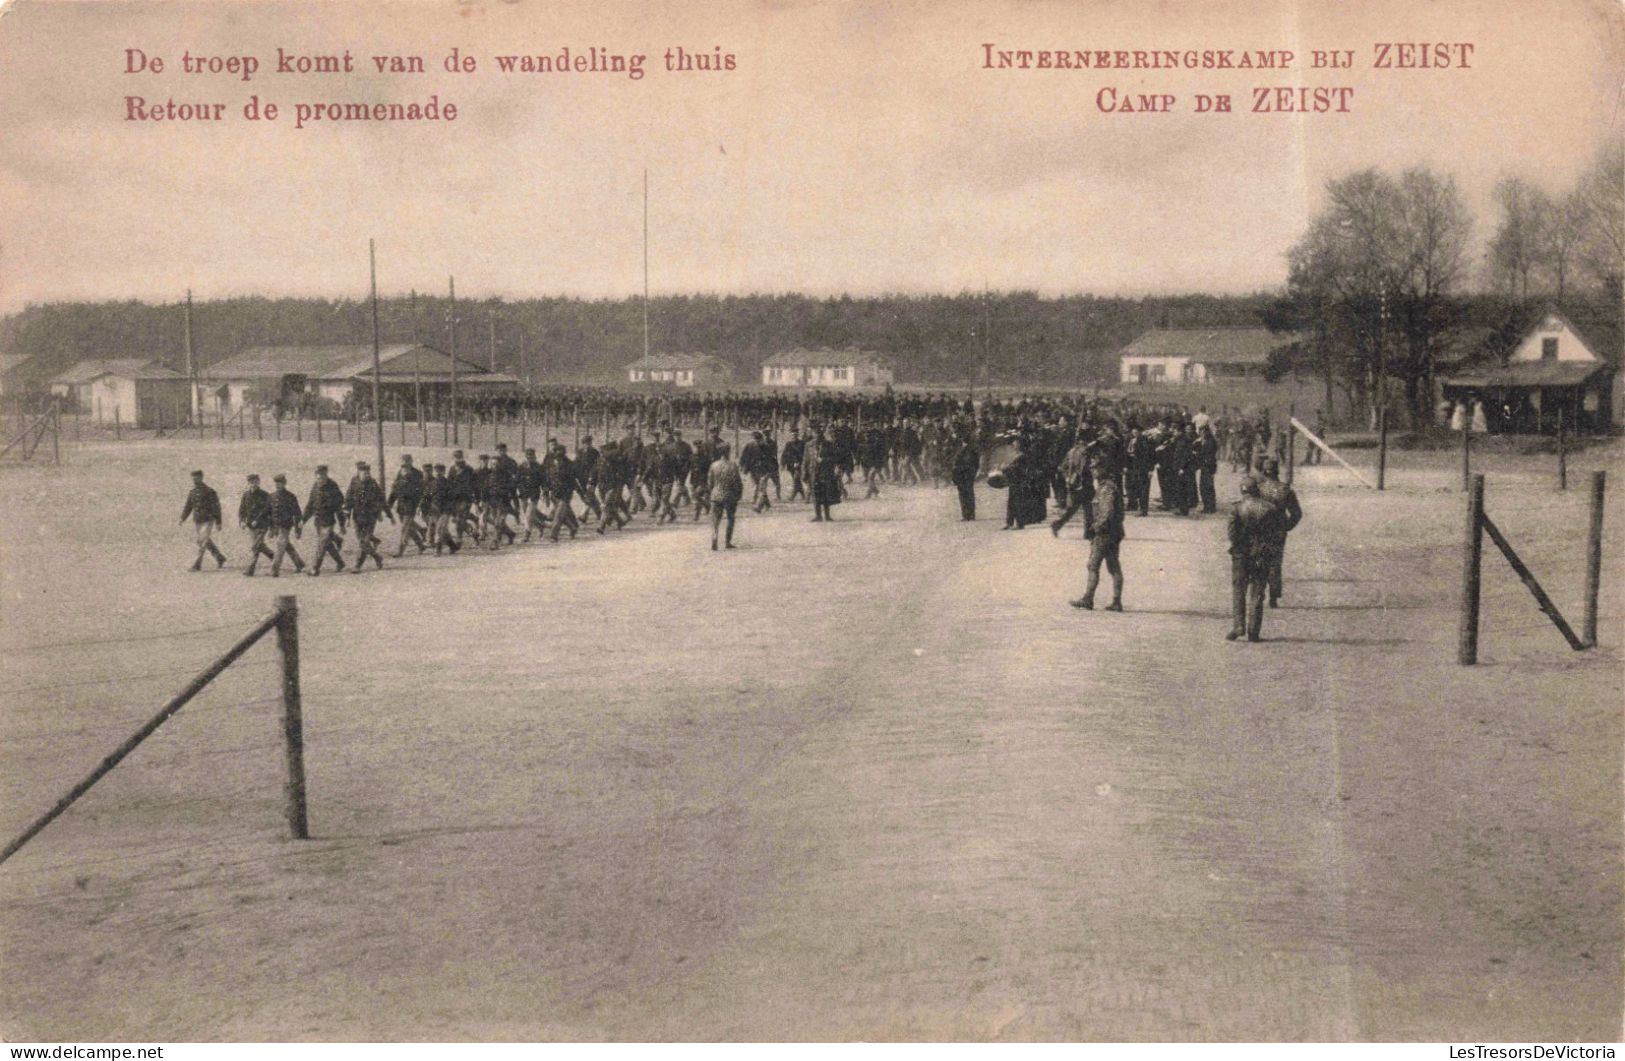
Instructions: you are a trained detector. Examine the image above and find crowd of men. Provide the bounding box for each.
[180,393,1308,640]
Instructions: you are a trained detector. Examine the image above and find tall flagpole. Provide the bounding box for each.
[642,168,650,361]
[370,239,385,485]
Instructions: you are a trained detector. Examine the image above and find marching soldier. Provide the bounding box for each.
[345,462,388,571]
[427,463,461,555]
[1227,476,1285,642]
[238,473,274,576]
[596,439,630,533]
[266,473,306,577]
[1194,423,1219,514]
[446,451,476,544]
[575,435,604,524]
[518,447,547,540]
[388,454,427,556]
[1255,456,1303,607]
[546,440,581,541]
[302,464,347,575]
[179,470,228,571]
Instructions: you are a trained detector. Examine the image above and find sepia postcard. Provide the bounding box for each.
[0,0,1621,1044]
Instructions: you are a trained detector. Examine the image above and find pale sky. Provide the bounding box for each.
[0,0,1619,310]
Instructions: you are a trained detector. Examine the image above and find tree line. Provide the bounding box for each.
[0,290,1272,389]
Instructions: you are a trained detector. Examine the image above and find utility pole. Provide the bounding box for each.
[369,240,385,485]
[642,168,651,362]
[489,309,497,372]
[410,289,423,436]
[184,289,198,430]
[447,277,460,446]
[1377,282,1390,491]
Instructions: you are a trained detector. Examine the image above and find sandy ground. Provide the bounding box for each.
[0,435,1619,1041]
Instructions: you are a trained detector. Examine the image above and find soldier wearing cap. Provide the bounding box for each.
[266,473,306,577]
[388,454,427,557]
[545,440,581,541]
[179,470,227,572]
[575,434,604,524]
[446,450,476,544]
[238,473,275,576]
[427,463,460,555]
[345,461,388,571]
[598,439,633,533]
[303,464,347,575]
[782,427,807,502]
[1255,456,1302,607]
[1069,463,1125,612]
[518,446,547,540]
[1227,476,1285,642]
[707,440,744,550]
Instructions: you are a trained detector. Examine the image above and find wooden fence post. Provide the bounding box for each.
[1461,420,1471,492]
[1557,406,1567,491]
[114,405,121,441]
[1585,470,1605,648]
[275,595,310,840]
[1458,473,1484,665]
[1285,401,1295,486]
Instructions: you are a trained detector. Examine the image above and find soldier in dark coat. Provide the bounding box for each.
[427,464,461,555]
[237,473,274,576]
[345,462,388,571]
[575,435,604,524]
[180,470,228,571]
[545,441,580,541]
[1255,456,1303,607]
[388,455,426,557]
[1127,427,1155,516]
[950,433,980,521]
[1071,463,1125,611]
[1194,424,1219,514]
[302,464,347,575]
[266,473,306,577]
[782,429,807,501]
[1227,476,1286,642]
[808,427,842,522]
[518,447,547,540]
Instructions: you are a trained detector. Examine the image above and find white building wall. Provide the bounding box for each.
[1120,356,1200,383]
[1510,316,1598,364]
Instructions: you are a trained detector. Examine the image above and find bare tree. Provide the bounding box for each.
[1574,140,1624,301]
[1487,177,1549,300]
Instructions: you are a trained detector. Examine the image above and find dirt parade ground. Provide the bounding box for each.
[0,437,1620,1041]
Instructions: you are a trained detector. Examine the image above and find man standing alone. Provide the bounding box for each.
[1071,464,1125,612]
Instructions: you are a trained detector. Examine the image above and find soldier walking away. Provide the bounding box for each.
[266,473,306,577]
[707,440,744,550]
[346,461,388,571]
[388,454,427,556]
[238,473,275,576]
[518,447,547,540]
[303,464,347,575]
[180,470,228,571]
[1255,456,1303,607]
[1069,464,1125,612]
[1226,476,1285,642]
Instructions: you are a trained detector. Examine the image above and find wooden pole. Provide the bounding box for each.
[1458,473,1484,665]
[370,239,386,487]
[448,276,459,447]
[296,406,303,443]
[1482,512,1587,651]
[1376,405,1388,491]
[1557,405,1568,491]
[1461,416,1471,491]
[274,595,310,840]
[573,403,580,452]
[51,402,59,464]
[1285,401,1296,486]
[1289,416,1374,489]
[0,605,283,865]
[114,405,121,441]
[1585,470,1605,648]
